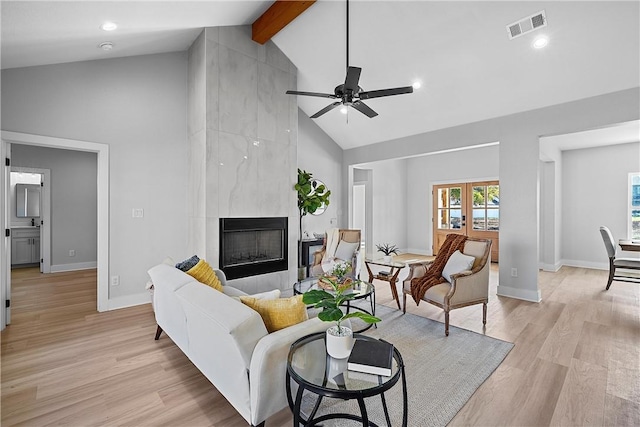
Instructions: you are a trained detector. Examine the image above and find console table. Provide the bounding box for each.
[364,258,406,310]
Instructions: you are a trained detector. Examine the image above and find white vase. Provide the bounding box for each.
[383,255,392,263]
[325,325,354,359]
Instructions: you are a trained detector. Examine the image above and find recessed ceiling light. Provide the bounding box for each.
[340,106,348,114]
[98,42,114,51]
[412,81,422,89]
[100,22,118,31]
[533,36,549,49]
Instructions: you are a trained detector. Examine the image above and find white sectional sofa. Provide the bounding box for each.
[147,263,326,427]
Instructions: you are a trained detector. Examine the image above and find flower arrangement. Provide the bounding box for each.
[330,260,351,281]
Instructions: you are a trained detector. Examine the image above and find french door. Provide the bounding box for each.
[433,181,499,262]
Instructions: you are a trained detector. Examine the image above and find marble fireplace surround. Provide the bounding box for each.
[187,25,299,295]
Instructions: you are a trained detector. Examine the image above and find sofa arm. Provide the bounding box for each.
[248,317,327,426]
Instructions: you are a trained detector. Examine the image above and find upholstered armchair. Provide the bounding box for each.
[402,237,492,336]
[310,229,361,278]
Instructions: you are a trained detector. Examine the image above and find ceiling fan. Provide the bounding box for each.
[286,0,414,119]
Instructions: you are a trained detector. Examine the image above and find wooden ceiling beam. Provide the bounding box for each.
[252,0,316,45]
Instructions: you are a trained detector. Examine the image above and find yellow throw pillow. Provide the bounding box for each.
[186,259,223,292]
[239,295,308,333]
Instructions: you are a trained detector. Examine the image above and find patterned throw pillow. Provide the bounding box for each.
[239,295,308,333]
[186,259,223,292]
[175,255,200,272]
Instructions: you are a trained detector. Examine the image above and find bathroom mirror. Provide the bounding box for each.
[16,184,41,218]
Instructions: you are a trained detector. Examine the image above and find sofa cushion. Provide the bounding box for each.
[239,295,308,333]
[442,250,475,283]
[187,259,223,292]
[175,255,200,271]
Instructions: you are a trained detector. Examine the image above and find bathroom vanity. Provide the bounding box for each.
[11,227,41,266]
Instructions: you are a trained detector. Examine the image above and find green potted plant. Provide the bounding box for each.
[302,277,381,358]
[295,169,331,276]
[376,243,399,263]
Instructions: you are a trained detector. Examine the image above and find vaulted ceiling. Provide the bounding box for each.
[2,1,639,149]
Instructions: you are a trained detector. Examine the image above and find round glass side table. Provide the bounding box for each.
[286,332,407,427]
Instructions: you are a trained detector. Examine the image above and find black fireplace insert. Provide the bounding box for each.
[219,217,288,280]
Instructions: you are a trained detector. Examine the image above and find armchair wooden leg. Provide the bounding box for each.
[483,302,487,325]
[154,325,163,340]
[444,311,450,336]
[402,292,407,314]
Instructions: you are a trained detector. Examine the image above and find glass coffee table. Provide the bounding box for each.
[293,277,376,332]
[286,332,407,427]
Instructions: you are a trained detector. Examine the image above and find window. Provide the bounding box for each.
[630,173,640,240]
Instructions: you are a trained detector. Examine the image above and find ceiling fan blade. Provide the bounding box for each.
[343,66,362,93]
[286,90,337,99]
[310,102,342,119]
[359,86,414,100]
[351,100,378,118]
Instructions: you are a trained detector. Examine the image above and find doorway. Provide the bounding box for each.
[433,181,500,262]
[9,168,51,274]
[1,131,109,331]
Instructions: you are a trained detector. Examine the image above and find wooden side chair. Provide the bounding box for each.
[599,226,640,290]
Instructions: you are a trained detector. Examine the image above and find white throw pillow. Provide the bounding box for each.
[441,250,475,283]
[334,240,359,261]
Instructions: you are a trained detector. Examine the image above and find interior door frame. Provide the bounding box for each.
[1,131,110,320]
[1,140,11,329]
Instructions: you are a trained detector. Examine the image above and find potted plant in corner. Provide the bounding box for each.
[376,243,399,263]
[295,169,331,279]
[302,277,381,359]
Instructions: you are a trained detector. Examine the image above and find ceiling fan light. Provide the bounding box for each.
[340,106,348,114]
[412,81,422,89]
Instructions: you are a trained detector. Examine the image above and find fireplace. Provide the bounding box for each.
[219,217,288,280]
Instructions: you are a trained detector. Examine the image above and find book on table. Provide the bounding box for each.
[347,339,394,377]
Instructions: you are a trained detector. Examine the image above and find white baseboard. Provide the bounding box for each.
[496,284,542,302]
[107,292,152,310]
[50,261,97,273]
[539,262,562,272]
[560,259,608,271]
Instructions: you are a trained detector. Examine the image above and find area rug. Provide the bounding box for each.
[299,304,514,426]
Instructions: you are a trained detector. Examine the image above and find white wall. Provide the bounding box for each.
[561,142,640,268]
[405,144,500,255]
[1,52,188,305]
[345,88,640,302]
[12,145,97,268]
[354,159,408,257]
[298,109,343,236]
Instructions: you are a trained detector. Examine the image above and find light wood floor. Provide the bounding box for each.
[2,264,639,426]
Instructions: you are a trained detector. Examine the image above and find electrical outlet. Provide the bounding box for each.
[132,208,144,218]
[511,268,518,277]
[69,249,75,257]
[111,276,120,286]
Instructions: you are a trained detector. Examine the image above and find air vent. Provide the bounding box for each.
[507,10,547,40]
